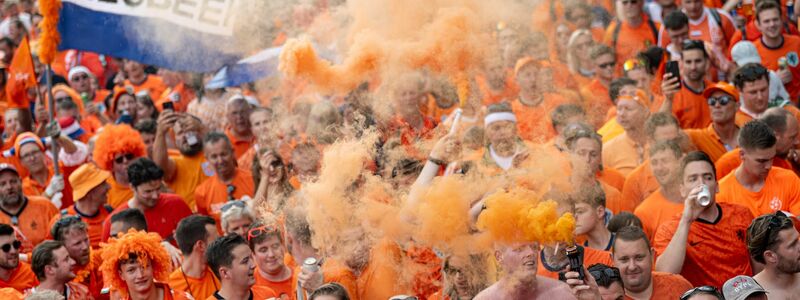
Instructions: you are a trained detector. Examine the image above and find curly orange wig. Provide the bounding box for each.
[92,124,146,171]
[99,229,171,299]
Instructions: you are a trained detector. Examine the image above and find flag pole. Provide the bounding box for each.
[38,0,62,176]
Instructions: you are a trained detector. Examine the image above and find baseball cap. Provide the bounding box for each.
[0,163,18,175]
[703,81,740,101]
[731,41,762,66]
[722,275,767,300]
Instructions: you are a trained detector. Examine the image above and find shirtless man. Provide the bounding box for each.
[474,242,577,299]
[747,212,800,299]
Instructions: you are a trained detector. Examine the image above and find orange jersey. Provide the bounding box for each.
[754,35,800,102]
[714,148,793,180]
[685,124,737,162]
[166,152,212,211]
[597,168,626,192]
[157,83,195,113]
[598,118,625,143]
[0,263,37,293]
[634,189,685,240]
[653,203,754,287]
[718,167,800,217]
[657,9,736,56]
[48,205,112,248]
[475,73,517,105]
[604,17,659,70]
[579,79,613,127]
[72,251,105,300]
[292,259,359,300]
[623,272,693,300]
[621,161,659,210]
[665,82,713,129]
[125,75,167,102]
[167,267,219,300]
[602,133,647,177]
[237,147,257,175]
[195,168,255,225]
[603,181,636,214]
[511,93,571,143]
[357,240,409,300]
[537,246,614,279]
[253,266,292,299]
[225,128,255,160]
[0,196,58,253]
[0,288,23,299]
[105,176,133,209]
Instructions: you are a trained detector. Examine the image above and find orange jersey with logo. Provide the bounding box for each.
[754,35,800,102]
[717,167,800,217]
[253,266,292,299]
[0,196,58,253]
[653,203,753,287]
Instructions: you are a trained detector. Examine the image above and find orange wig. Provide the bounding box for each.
[99,229,171,299]
[92,124,146,171]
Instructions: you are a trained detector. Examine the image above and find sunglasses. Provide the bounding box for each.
[51,215,81,240]
[589,267,621,286]
[220,199,245,213]
[680,286,723,300]
[707,95,733,106]
[114,153,135,164]
[623,58,645,72]
[246,225,279,242]
[598,61,616,69]
[55,96,72,103]
[1,240,21,253]
[71,74,89,82]
[620,0,638,5]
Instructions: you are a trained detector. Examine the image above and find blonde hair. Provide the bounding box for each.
[566,29,593,74]
[221,204,255,233]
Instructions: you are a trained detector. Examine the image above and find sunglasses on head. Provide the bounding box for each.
[50,215,82,240]
[247,225,279,242]
[1,240,21,253]
[680,286,723,300]
[623,58,645,72]
[599,61,616,69]
[220,200,245,213]
[707,95,733,106]
[114,153,135,164]
[682,39,704,50]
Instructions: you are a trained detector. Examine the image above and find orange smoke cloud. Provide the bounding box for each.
[279,1,493,95]
[476,187,575,245]
[413,176,476,251]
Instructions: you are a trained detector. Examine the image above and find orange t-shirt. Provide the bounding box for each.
[125,75,167,102]
[754,35,800,102]
[597,168,626,192]
[602,133,646,177]
[603,181,635,214]
[604,16,659,69]
[203,286,277,300]
[511,93,571,143]
[653,203,754,287]
[714,148,793,180]
[621,161,659,210]
[253,266,292,299]
[168,267,219,300]
[106,176,133,209]
[717,167,800,217]
[579,79,613,127]
[157,83,195,113]
[357,240,409,300]
[598,118,625,143]
[195,168,255,224]
[0,288,23,299]
[623,272,693,300]
[0,263,37,293]
[634,189,685,240]
[537,246,614,279]
[657,10,736,56]
[48,205,112,248]
[237,147,257,175]
[665,82,713,129]
[685,124,736,162]
[225,128,255,160]
[166,152,212,211]
[292,259,360,300]
[0,196,58,253]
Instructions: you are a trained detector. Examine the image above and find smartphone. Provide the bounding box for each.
[162,101,174,111]
[665,60,681,88]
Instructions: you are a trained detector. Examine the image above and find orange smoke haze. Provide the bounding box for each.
[476,187,575,246]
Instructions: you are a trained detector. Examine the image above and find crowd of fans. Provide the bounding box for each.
[0,0,796,299]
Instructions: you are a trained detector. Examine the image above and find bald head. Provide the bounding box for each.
[759,108,798,157]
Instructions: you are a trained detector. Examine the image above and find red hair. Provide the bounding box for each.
[92,124,146,171]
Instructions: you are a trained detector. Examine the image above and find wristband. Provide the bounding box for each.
[428,157,447,166]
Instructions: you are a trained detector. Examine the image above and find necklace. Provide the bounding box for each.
[181,266,218,299]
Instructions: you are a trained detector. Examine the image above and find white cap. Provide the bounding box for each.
[731,41,762,66]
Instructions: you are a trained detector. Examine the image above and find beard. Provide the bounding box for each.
[776,255,800,274]
[0,193,22,207]
[0,256,19,270]
[179,143,203,156]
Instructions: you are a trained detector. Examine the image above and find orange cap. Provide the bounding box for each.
[703,81,739,101]
[69,163,110,201]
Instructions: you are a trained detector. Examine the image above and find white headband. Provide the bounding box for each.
[67,66,92,81]
[484,112,517,127]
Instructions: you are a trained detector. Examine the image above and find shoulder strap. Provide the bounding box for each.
[647,19,658,43]
[710,9,722,27]
[550,0,557,22]
[612,19,622,49]
[103,204,113,213]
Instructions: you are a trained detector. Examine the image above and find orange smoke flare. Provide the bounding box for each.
[476,187,575,245]
[38,0,62,65]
